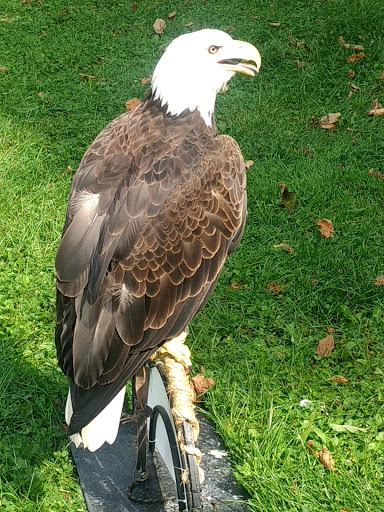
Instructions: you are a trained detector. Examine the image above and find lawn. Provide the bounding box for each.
[0,0,383,511]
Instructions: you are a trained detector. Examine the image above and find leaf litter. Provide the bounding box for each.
[317,219,334,238]
[308,441,337,472]
[316,334,334,357]
[279,183,296,211]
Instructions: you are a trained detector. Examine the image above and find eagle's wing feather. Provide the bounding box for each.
[55,103,246,434]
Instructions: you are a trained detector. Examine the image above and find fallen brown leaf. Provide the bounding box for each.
[347,82,359,98]
[368,108,384,117]
[338,36,364,51]
[153,18,166,34]
[230,282,240,289]
[316,334,334,357]
[266,282,284,294]
[78,73,96,81]
[124,98,141,111]
[368,98,384,116]
[318,446,337,472]
[326,326,337,333]
[346,52,365,62]
[273,242,293,253]
[296,59,305,68]
[373,275,384,286]
[317,219,334,238]
[307,441,337,472]
[225,26,235,34]
[296,41,309,50]
[298,145,314,157]
[378,70,384,81]
[348,69,355,78]
[190,374,214,399]
[185,22,193,27]
[0,66,6,71]
[346,127,363,133]
[268,22,281,27]
[320,112,341,125]
[279,184,296,212]
[53,397,62,408]
[369,168,384,180]
[140,75,152,85]
[130,2,137,8]
[244,160,254,169]
[320,123,337,131]
[167,10,176,19]
[330,375,350,383]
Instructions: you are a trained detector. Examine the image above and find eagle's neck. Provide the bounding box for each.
[143,89,217,133]
[151,71,219,127]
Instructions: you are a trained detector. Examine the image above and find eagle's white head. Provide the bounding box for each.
[151,29,261,127]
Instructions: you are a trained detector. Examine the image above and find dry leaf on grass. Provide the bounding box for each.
[0,66,6,71]
[279,183,296,212]
[317,219,334,238]
[308,441,337,472]
[327,326,337,333]
[368,98,384,116]
[373,275,384,286]
[338,36,364,52]
[296,41,309,50]
[268,22,281,28]
[318,446,337,471]
[153,18,166,34]
[244,160,254,170]
[347,82,359,98]
[53,397,62,408]
[230,282,240,289]
[140,75,152,85]
[185,22,193,27]
[266,282,284,294]
[316,334,334,357]
[78,73,96,81]
[298,145,314,157]
[190,375,214,399]
[273,242,293,253]
[320,112,341,130]
[330,375,350,383]
[167,11,176,19]
[125,98,141,111]
[348,69,355,78]
[346,52,366,62]
[368,168,384,180]
[378,70,384,81]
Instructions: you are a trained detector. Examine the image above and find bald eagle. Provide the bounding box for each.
[55,29,261,452]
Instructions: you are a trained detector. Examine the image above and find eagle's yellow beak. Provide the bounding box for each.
[218,40,261,77]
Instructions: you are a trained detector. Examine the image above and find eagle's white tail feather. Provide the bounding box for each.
[65,386,126,452]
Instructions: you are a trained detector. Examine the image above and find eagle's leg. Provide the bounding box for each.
[151,331,204,484]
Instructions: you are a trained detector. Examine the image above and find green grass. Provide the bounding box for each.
[0,0,383,510]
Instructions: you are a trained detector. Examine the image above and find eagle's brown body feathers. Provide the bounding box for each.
[55,95,247,436]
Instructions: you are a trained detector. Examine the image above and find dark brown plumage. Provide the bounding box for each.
[55,95,246,436]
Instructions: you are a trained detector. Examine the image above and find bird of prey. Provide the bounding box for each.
[55,29,261,452]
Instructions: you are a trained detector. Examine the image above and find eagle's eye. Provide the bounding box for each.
[208,45,219,54]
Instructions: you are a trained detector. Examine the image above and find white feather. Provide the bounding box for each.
[65,386,126,452]
[152,29,236,126]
